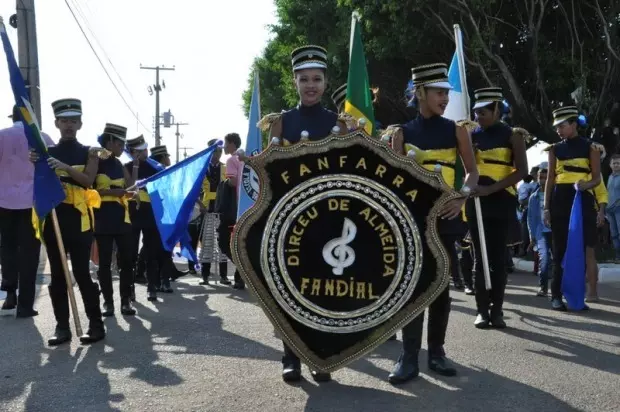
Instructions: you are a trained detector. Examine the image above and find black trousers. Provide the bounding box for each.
[96,232,134,302]
[43,219,101,329]
[188,216,202,271]
[400,234,455,357]
[0,207,41,311]
[217,221,243,284]
[550,214,570,300]
[459,241,474,288]
[469,217,510,314]
[133,225,173,291]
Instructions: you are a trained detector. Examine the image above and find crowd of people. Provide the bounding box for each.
[0,42,609,386]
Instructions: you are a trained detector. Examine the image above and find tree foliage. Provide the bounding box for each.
[243,0,620,144]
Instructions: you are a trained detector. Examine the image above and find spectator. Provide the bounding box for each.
[606,154,620,262]
[527,166,552,296]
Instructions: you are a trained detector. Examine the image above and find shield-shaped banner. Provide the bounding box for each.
[232,130,457,372]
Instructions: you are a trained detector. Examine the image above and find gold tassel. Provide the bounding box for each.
[256,113,282,132]
[456,119,479,133]
[512,127,533,143]
[338,113,356,131]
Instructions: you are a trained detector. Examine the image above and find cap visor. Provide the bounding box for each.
[294,62,327,71]
[132,143,148,151]
[472,101,496,110]
[56,111,82,118]
[423,81,453,90]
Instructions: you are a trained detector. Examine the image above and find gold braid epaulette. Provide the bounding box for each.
[257,113,282,132]
[381,125,401,140]
[338,113,357,131]
[591,142,606,159]
[456,119,479,133]
[512,127,533,143]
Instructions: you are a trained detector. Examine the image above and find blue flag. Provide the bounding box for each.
[1,21,65,227]
[121,146,165,172]
[136,141,222,264]
[561,190,586,310]
[237,72,262,221]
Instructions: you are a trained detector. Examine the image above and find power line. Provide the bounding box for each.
[70,0,137,103]
[63,0,151,134]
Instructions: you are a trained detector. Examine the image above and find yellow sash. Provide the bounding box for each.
[201,163,227,208]
[96,174,131,224]
[476,147,516,196]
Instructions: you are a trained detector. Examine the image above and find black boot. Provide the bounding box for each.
[147,287,158,302]
[474,313,490,329]
[490,307,506,329]
[1,291,17,311]
[48,325,72,346]
[80,320,106,344]
[120,298,136,316]
[310,370,331,382]
[388,352,419,384]
[428,348,457,376]
[199,263,211,285]
[102,300,114,317]
[282,363,301,382]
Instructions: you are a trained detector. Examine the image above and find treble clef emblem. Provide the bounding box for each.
[322,217,357,275]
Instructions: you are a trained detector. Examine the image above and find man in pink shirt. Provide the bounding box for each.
[0,106,55,317]
[221,132,245,289]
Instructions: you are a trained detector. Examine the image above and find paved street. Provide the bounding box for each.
[1,265,619,412]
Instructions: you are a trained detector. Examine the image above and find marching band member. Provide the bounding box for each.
[94,123,136,316]
[544,106,602,311]
[125,136,175,301]
[197,139,230,286]
[466,88,528,328]
[258,44,346,383]
[33,98,105,345]
[386,63,479,384]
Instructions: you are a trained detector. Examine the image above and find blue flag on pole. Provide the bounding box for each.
[561,189,586,310]
[121,145,165,172]
[136,142,222,264]
[237,72,262,221]
[1,21,65,229]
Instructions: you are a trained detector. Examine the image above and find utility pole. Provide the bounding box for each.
[172,121,189,163]
[141,64,175,146]
[179,147,193,160]
[13,0,42,125]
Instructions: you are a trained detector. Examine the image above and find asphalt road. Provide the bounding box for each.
[1,265,619,412]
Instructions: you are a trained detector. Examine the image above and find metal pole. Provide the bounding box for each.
[16,0,42,126]
[173,121,189,163]
[140,64,175,146]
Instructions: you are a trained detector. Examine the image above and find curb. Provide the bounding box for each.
[513,258,620,284]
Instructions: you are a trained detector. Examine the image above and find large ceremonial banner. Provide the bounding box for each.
[232,131,456,372]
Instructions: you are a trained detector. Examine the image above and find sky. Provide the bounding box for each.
[0,0,276,162]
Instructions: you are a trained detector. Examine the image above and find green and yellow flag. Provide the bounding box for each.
[344,12,375,136]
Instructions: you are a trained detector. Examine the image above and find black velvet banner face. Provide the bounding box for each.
[232,132,456,372]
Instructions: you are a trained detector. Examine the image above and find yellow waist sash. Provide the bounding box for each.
[57,168,101,232]
[477,148,516,196]
[555,158,590,185]
[96,175,131,224]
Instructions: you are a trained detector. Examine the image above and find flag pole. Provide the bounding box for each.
[454,23,491,291]
[50,209,83,336]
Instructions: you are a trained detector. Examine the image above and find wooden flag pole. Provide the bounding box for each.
[50,209,83,336]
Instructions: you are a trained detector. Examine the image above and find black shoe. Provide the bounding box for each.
[551,298,567,311]
[282,365,301,382]
[48,326,72,346]
[79,322,106,344]
[311,370,331,382]
[388,353,419,384]
[490,311,506,329]
[199,280,210,286]
[15,308,39,318]
[1,291,17,311]
[219,277,232,285]
[120,301,136,316]
[453,278,464,290]
[428,356,457,377]
[147,290,158,302]
[464,286,475,295]
[474,313,490,329]
[536,288,548,297]
[102,301,115,317]
[232,282,245,290]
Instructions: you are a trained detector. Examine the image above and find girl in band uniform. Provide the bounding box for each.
[466,87,528,329]
[543,106,602,311]
[257,45,347,383]
[386,63,479,384]
[94,123,137,317]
